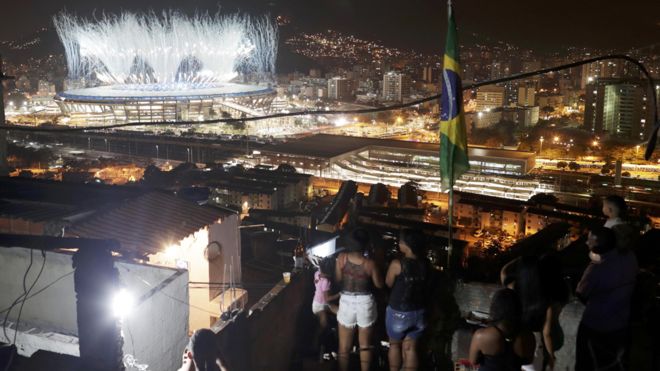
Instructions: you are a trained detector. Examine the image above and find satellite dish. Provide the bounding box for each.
[205,241,222,261]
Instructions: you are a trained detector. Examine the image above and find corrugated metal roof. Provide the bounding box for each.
[68,192,232,255]
[0,199,81,222]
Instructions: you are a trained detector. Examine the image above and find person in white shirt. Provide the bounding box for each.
[602,195,627,229]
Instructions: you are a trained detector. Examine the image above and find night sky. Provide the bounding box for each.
[1,0,659,53]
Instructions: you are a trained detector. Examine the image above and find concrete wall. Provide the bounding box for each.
[117,262,189,371]
[0,246,189,371]
[215,271,311,371]
[0,247,77,337]
[453,282,584,371]
[147,214,243,332]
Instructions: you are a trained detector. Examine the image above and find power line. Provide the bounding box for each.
[13,250,46,344]
[0,271,74,316]
[2,249,47,345]
[0,54,657,157]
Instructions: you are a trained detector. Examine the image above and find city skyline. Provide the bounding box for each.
[1,0,659,53]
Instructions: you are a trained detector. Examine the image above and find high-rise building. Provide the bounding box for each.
[537,93,564,111]
[382,71,411,102]
[517,85,536,106]
[584,80,606,132]
[602,83,646,139]
[476,85,505,111]
[327,77,353,101]
[490,61,510,80]
[421,66,433,83]
[584,79,651,139]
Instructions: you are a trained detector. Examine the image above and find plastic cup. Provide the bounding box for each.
[283,272,291,283]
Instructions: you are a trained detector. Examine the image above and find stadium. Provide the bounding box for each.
[53,12,278,126]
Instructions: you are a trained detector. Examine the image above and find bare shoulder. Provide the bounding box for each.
[473,326,496,341]
[388,259,401,272]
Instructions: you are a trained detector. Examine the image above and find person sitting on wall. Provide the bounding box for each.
[178,328,228,371]
[468,288,536,370]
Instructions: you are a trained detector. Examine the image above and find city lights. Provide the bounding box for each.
[334,117,349,126]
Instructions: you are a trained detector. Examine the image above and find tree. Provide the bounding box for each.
[228,120,246,131]
[568,161,581,171]
[601,166,611,175]
[621,171,631,177]
[276,163,298,173]
[556,161,568,170]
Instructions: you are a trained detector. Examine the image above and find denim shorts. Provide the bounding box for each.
[385,306,426,341]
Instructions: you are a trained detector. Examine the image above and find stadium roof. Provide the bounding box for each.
[56,83,273,103]
[261,134,535,160]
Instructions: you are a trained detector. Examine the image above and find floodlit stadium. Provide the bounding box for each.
[53,11,278,126]
[257,134,544,200]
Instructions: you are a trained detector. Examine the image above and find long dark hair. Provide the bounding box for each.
[538,254,569,306]
[490,288,522,335]
[189,328,221,371]
[344,227,370,253]
[399,228,426,258]
[515,255,546,331]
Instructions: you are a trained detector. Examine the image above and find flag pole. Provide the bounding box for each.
[447,174,454,272]
[445,0,454,273]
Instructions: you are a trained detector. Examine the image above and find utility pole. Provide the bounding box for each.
[0,55,16,177]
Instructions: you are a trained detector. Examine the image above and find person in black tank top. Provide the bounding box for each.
[468,289,536,371]
[385,229,428,371]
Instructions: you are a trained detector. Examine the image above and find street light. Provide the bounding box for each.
[553,136,560,143]
[635,145,640,156]
[155,145,159,159]
[539,136,544,155]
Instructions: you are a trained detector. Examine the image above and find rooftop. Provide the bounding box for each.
[68,191,233,255]
[56,83,274,102]
[260,134,535,160]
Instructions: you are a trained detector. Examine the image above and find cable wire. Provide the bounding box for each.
[0,271,74,316]
[2,248,34,342]
[2,249,47,345]
[13,250,47,344]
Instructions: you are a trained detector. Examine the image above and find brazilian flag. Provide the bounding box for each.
[439,3,469,190]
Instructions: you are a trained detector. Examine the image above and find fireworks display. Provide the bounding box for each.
[54,11,278,89]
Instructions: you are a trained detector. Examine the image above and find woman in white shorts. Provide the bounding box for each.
[335,228,384,371]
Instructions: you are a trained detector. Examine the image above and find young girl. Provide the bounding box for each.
[313,258,339,334]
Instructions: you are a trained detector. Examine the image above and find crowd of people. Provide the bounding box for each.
[310,195,657,371]
[468,195,656,371]
[311,227,433,371]
[173,196,657,371]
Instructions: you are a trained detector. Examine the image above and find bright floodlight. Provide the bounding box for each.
[111,288,135,318]
[307,237,339,263]
[54,11,278,88]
